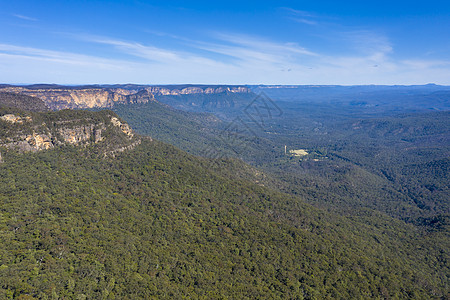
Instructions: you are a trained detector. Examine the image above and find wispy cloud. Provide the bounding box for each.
[401,59,450,69]
[35,26,417,82]
[281,8,316,18]
[341,30,393,55]
[12,14,38,21]
[184,32,318,71]
[0,43,147,84]
[282,7,320,26]
[75,32,317,75]
[214,33,317,56]
[2,27,450,85]
[293,18,318,26]
[0,43,127,69]
[321,30,394,71]
[90,38,182,62]
[78,34,225,67]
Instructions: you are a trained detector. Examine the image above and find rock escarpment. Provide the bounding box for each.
[110,117,134,138]
[0,110,141,157]
[0,85,250,110]
[143,85,249,96]
[0,87,156,110]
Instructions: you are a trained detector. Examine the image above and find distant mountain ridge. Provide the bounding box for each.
[251,84,450,111]
[0,84,251,110]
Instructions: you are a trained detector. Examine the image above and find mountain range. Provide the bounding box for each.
[0,85,250,110]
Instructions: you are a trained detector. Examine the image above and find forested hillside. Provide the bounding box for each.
[113,95,449,225]
[0,139,448,299]
[0,92,49,112]
[0,87,448,299]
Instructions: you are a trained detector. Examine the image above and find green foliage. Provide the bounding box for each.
[0,88,448,298]
[0,108,137,155]
[112,101,280,164]
[0,140,447,299]
[0,92,49,112]
[113,95,449,224]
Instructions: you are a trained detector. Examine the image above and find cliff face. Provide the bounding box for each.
[0,109,141,155]
[143,86,249,96]
[0,85,250,110]
[0,87,155,110]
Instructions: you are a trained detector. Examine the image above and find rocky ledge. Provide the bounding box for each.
[0,85,250,110]
[0,87,155,110]
[143,85,250,96]
[0,110,140,155]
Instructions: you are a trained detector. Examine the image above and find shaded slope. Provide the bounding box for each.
[0,92,49,112]
[112,101,281,164]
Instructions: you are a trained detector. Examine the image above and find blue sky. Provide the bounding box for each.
[1,0,450,85]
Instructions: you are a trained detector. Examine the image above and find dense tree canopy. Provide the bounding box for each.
[0,139,448,299]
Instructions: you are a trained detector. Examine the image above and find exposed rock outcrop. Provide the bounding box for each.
[58,124,105,144]
[1,125,105,152]
[0,110,137,154]
[110,117,133,138]
[26,132,53,150]
[0,87,156,110]
[0,85,250,110]
[104,139,143,158]
[144,86,250,96]
[0,114,32,124]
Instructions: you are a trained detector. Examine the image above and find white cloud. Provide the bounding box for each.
[12,14,38,21]
[401,59,450,69]
[78,35,227,67]
[0,44,127,68]
[293,18,318,26]
[212,33,317,56]
[1,29,450,85]
[281,8,316,18]
[282,7,321,26]
[0,42,240,84]
[184,32,317,73]
[340,30,393,56]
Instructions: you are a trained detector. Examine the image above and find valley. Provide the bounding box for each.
[0,85,448,299]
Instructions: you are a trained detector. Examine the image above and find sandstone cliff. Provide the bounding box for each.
[0,109,141,156]
[0,87,157,110]
[0,85,250,110]
[143,85,249,96]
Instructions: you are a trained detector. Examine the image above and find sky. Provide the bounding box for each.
[1,0,450,85]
